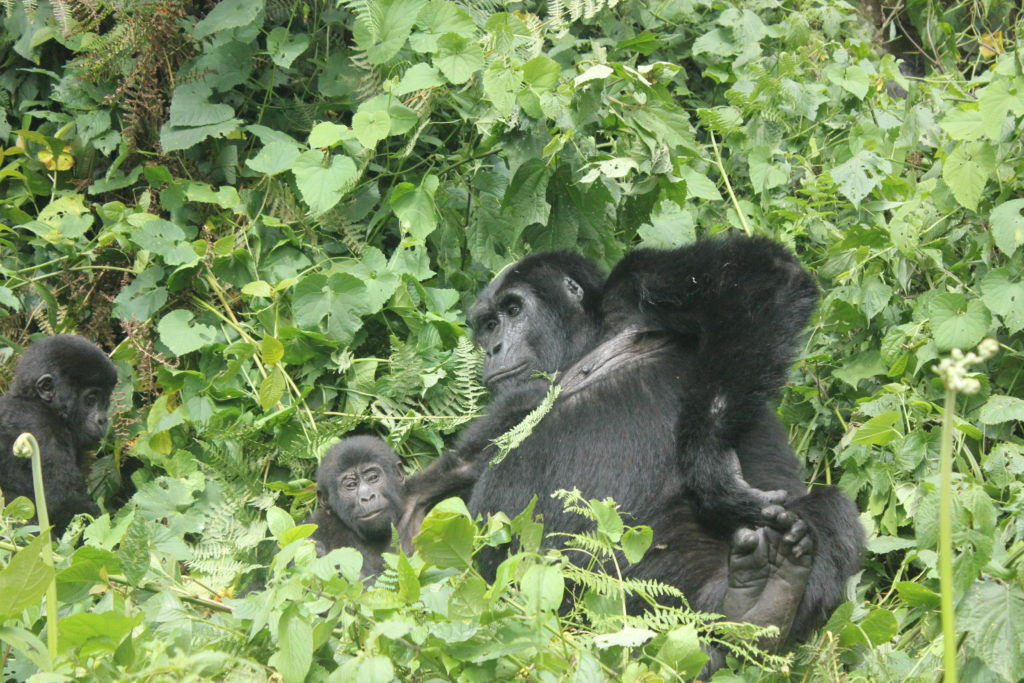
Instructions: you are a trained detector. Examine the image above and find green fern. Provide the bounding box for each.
[490,380,560,465]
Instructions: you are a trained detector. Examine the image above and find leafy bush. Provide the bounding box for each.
[0,0,1023,679]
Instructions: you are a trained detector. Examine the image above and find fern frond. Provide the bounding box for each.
[490,381,560,465]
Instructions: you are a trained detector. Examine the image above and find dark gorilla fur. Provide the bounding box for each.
[308,436,405,579]
[402,235,863,649]
[0,335,117,533]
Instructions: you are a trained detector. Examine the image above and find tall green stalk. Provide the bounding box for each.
[12,432,59,662]
[932,338,998,683]
[937,387,957,683]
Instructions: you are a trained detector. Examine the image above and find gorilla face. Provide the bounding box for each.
[36,376,112,447]
[318,437,405,544]
[470,255,604,395]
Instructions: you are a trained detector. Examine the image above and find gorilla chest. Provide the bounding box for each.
[469,359,687,526]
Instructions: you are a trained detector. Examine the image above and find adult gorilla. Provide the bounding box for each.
[402,235,862,647]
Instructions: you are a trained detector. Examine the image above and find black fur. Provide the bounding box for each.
[402,235,863,648]
[0,335,117,533]
[308,436,405,579]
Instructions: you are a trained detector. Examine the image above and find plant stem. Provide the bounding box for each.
[938,388,957,683]
[23,433,59,662]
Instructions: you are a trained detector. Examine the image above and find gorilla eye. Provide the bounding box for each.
[485,319,498,333]
[343,479,357,490]
[505,303,521,317]
[366,471,380,483]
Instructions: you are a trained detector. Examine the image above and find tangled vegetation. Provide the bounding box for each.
[0,0,1023,679]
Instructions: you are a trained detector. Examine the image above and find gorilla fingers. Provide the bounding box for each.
[0,334,117,533]
[307,436,405,579]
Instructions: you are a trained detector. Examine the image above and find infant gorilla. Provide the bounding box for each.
[307,436,405,579]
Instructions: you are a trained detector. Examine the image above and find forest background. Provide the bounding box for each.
[0,0,1023,680]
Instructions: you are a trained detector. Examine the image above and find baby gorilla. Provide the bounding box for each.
[0,334,117,533]
[307,436,405,579]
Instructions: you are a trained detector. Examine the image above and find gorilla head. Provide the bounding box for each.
[317,436,405,543]
[10,334,117,448]
[468,251,605,394]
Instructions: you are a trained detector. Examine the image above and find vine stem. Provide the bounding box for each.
[709,133,753,236]
[938,387,957,683]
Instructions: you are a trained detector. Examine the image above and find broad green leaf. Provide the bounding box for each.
[833,350,886,388]
[193,0,264,39]
[266,506,295,540]
[929,293,992,351]
[291,150,358,215]
[269,604,313,683]
[594,626,657,648]
[522,55,560,91]
[112,266,167,322]
[160,82,239,152]
[574,63,614,86]
[519,563,564,615]
[434,33,484,84]
[353,109,391,148]
[56,547,121,603]
[483,61,522,116]
[960,579,1024,682]
[352,0,427,65]
[246,141,300,176]
[258,366,286,411]
[261,336,285,365]
[943,141,996,212]
[241,280,275,298]
[939,104,989,141]
[591,499,624,542]
[979,395,1024,425]
[157,309,218,356]
[390,175,439,240]
[414,499,474,568]
[59,612,142,654]
[980,268,1024,332]
[657,625,708,677]
[679,166,722,201]
[895,581,940,607]
[502,158,551,232]
[839,608,898,646]
[861,275,892,320]
[335,246,401,314]
[622,526,654,564]
[395,63,445,96]
[292,272,371,343]
[830,151,888,207]
[410,0,476,52]
[852,411,902,446]
[637,200,696,249]
[308,121,353,148]
[824,63,869,99]
[266,27,309,68]
[990,199,1024,257]
[131,218,199,266]
[0,533,55,617]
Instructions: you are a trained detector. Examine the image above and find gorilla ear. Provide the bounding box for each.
[564,276,585,303]
[35,374,56,402]
[394,464,406,484]
[316,487,329,507]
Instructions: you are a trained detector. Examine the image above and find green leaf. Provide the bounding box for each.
[266,27,309,68]
[241,280,275,298]
[861,275,892,321]
[657,625,708,677]
[929,293,992,352]
[852,411,902,446]
[258,366,286,411]
[157,310,218,356]
[159,82,239,152]
[824,63,870,99]
[622,526,653,564]
[594,626,657,648]
[0,533,55,618]
[679,166,722,201]
[832,350,886,388]
[414,498,475,568]
[261,336,285,365]
[390,175,438,240]
[519,563,564,615]
[980,268,1024,333]
[266,506,295,540]
[353,108,391,148]
[637,200,696,248]
[939,104,989,142]
[839,608,898,647]
[979,395,1024,425]
[131,218,199,266]
[292,272,371,343]
[522,55,560,91]
[352,0,427,65]
[990,199,1024,257]
[502,158,551,232]
[335,247,401,314]
[591,499,624,543]
[960,579,1024,682]
[246,141,301,176]
[291,150,358,215]
[269,604,314,683]
[830,151,889,207]
[308,121,353,148]
[894,581,940,607]
[193,0,264,39]
[943,141,996,212]
[410,0,476,52]
[59,612,142,654]
[434,33,484,84]
[112,266,168,322]
[395,63,445,95]
[483,61,523,115]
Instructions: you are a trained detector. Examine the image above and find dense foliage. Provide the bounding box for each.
[0,0,1022,679]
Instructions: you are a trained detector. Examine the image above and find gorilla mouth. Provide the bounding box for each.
[360,509,386,521]
[484,363,527,386]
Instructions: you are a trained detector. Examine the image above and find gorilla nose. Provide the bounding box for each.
[488,342,502,357]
